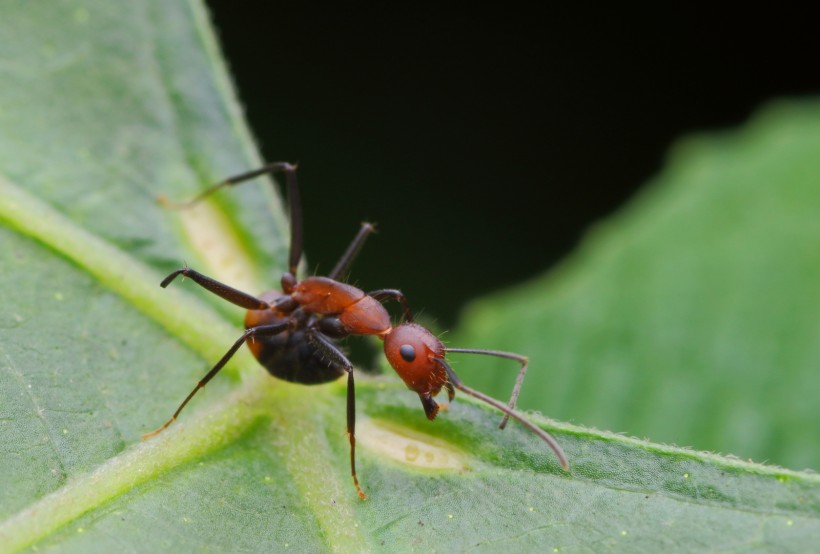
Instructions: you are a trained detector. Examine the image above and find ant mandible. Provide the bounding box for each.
[144,162,569,499]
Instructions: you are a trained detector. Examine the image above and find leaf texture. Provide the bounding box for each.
[0,2,818,553]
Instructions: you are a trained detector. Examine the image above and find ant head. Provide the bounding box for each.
[384,323,448,414]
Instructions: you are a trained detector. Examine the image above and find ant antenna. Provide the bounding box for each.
[435,357,569,470]
[445,348,528,429]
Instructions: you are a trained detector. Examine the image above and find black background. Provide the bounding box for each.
[203,3,818,326]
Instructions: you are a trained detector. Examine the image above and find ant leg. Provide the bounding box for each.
[162,162,303,276]
[161,267,270,310]
[217,163,303,276]
[436,358,569,471]
[276,164,303,276]
[143,321,290,439]
[445,348,528,430]
[328,222,377,281]
[306,329,367,500]
[368,289,415,323]
[164,162,295,206]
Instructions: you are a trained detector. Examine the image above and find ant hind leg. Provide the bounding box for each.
[161,267,270,310]
[143,321,289,439]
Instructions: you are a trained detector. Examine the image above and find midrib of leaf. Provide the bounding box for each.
[0,175,367,552]
[0,377,268,554]
[0,174,239,369]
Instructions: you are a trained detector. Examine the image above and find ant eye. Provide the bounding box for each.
[399,344,416,362]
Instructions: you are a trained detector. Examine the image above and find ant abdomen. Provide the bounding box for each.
[244,291,346,385]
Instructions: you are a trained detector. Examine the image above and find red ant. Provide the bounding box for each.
[144,162,568,499]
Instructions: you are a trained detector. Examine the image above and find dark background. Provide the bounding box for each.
[203,3,818,326]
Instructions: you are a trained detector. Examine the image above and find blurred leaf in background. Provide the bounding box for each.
[457,101,820,471]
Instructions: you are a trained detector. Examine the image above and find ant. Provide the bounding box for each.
[144,162,569,499]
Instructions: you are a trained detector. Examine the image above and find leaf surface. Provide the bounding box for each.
[0,2,818,553]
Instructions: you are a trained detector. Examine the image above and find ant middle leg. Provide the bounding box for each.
[328,222,377,281]
[143,321,290,439]
[306,328,367,500]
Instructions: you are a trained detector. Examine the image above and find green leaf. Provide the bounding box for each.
[0,2,818,553]
[455,99,820,472]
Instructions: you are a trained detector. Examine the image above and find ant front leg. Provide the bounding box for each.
[143,321,289,439]
[369,289,415,323]
[306,328,367,500]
